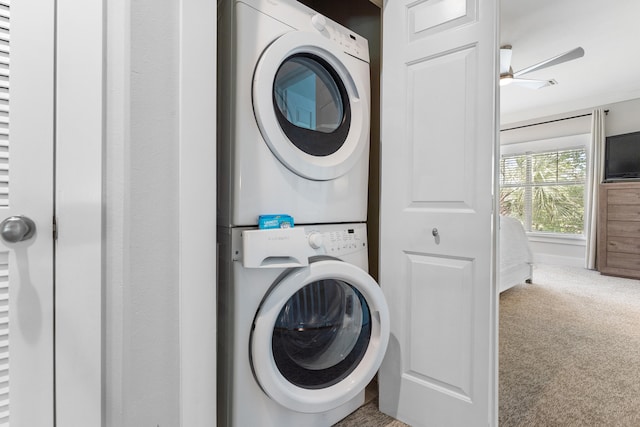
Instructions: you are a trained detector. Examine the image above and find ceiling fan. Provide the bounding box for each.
[500,45,585,89]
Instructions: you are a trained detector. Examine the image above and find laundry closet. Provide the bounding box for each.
[217,0,390,425]
[216,0,499,425]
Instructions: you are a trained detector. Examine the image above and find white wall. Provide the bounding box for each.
[128,0,181,423]
[500,97,640,267]
[527,236,585,267]
[502,97,640,142]
[104,1,217,425]
[602,97,640,136]
[106,0,181,425]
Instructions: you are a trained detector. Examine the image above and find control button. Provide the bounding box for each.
[308,231,324,249]
[311,14,327,32]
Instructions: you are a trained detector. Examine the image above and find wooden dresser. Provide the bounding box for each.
[597,181,640,279]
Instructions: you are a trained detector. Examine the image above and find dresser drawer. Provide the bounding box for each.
[607,236,640,255]
[608,188,640,204]
[607,204,640,221]
[607,220,640,237]
[605,252,640,271]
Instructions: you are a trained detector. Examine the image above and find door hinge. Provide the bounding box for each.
[53,216,58,241]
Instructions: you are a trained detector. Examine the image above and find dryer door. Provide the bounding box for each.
[253,32,369,181]
[251,259,389,413]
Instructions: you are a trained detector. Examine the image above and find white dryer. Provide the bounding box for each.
[217,223,389,426]
[218,0,372,227]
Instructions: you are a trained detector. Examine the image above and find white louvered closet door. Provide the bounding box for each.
[0,0,55,425]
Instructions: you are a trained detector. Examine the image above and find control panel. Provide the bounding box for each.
[235,224,368,268]
[309,13,369,62]
[308,226,367,257]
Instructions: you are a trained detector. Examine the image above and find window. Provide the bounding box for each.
[500,147,587,235]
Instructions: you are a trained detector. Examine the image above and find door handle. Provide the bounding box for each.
[432,227,440,245]
[0,215,37,243]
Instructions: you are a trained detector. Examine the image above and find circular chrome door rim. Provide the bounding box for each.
[253,31,369,181]
[251,260,390,413]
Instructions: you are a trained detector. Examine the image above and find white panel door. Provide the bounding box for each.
[378,0,498,425]
[0,0,55,425]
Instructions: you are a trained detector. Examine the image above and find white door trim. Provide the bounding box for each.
[178,0,217,425]
[55,0,103,425]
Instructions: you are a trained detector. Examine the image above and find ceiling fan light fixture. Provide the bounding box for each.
[500,74,514,86]
[499,44,584,90]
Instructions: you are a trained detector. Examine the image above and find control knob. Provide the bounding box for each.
[311,14,327,32]
[308,231,324,249]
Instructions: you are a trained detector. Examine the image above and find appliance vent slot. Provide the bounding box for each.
[0,0,8,208]
[0,3,10,424]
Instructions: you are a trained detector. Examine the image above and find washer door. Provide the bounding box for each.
[253,32,369,181]
[251,259,389,413]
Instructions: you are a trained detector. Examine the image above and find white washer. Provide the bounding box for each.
[218,223,389,426]
[218,0,372,227]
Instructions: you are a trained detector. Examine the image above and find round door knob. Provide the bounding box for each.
[0,216,36,243]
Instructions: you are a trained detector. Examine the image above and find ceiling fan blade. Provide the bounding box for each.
[500,45,513,74]
[513,47,584,77]
[510,77,557,90]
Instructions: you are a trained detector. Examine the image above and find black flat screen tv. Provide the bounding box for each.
[604,131,640,182]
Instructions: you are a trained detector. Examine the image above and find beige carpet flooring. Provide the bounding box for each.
[333,264,640,426]
[500,264,640,426]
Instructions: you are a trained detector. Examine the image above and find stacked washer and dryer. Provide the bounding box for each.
[217,0,390,425]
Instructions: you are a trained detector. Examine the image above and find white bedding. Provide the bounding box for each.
[499,215,533,292]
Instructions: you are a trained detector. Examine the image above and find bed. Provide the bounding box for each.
[499,215,533,293]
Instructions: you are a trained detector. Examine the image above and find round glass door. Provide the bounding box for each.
[272,278,370,389]
[272,54,351,157]
[253,32,369,181]
[250,260,389,414]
